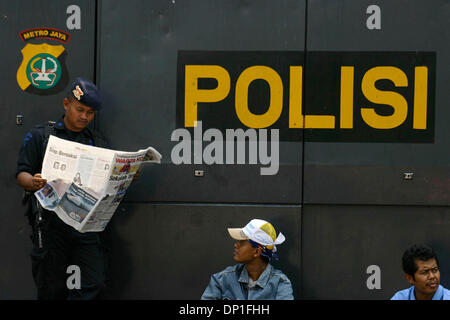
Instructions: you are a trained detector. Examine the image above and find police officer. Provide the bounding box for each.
[16,77,110,300]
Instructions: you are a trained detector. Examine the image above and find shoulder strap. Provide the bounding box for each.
[42,121,56,150]
[41,120,109,149]
[86,127,110,148]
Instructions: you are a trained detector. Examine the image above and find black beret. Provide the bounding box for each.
[70,77,102,111]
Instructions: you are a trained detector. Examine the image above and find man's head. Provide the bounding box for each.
[228,219,285,264]
[402,244,440,299]
[63,77,102,132]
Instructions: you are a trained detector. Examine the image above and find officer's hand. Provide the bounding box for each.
[31,174,47,190]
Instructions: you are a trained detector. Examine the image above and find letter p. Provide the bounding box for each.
[184,65,230,127]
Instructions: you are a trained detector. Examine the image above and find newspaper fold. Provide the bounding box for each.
[35,135,161,232]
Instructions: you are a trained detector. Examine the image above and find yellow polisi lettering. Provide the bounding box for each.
[288,66,334,129]
[235,66,283,129]
[183,62,429,132]
[413,66,428,130]
[184,65,230,127]
[361,66,408,129]
[288,66,303,128]
[340,66,354,129]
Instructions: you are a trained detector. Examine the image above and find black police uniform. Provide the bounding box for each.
[16,78,111,300]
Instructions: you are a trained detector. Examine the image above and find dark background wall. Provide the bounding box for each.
[0,0,96,299]
[301,0,450,299]
[1,0,448,299]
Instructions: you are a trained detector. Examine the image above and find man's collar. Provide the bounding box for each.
[410,285,444,300]
[54,114,93,137]
[432,285,444,300]
[54,115,66,131]
[238,263,272,288]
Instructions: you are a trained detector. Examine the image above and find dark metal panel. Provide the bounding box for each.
[304,165,450,205]
[98,0,305,204]
[102,203,301,299]
[301,205,450,299]
[129,157,301,204]
[304,0,450,205]
[0,0,97,299]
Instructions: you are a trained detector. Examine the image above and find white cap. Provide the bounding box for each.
[228,219,285,252]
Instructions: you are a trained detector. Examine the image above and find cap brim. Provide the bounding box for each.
[228,228,248,240]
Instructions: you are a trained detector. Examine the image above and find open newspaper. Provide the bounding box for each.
[34,135,161,233]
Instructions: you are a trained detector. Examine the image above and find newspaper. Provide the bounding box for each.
[35,135,161,233]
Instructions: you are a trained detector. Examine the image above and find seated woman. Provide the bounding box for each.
[201,219,293,300]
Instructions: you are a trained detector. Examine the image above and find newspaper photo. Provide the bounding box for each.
[35,135,161,232]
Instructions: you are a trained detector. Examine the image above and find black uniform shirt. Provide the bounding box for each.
[17,115,110,177]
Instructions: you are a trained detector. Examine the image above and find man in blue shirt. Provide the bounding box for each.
[201,219,293,300]
[391,244,450,300]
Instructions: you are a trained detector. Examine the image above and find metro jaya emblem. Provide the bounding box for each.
[17,43,65,91]
[26,52,62,89]
[17,28,71,95]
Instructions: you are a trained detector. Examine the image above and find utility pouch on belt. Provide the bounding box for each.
[24,191,45,249]
[23,190,34,226]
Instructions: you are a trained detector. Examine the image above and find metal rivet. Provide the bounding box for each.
[194,170,204,177]
[403,173,414,180]
[16,115,23,125]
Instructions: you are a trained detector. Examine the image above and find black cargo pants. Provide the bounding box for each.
[30,210,108,300]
